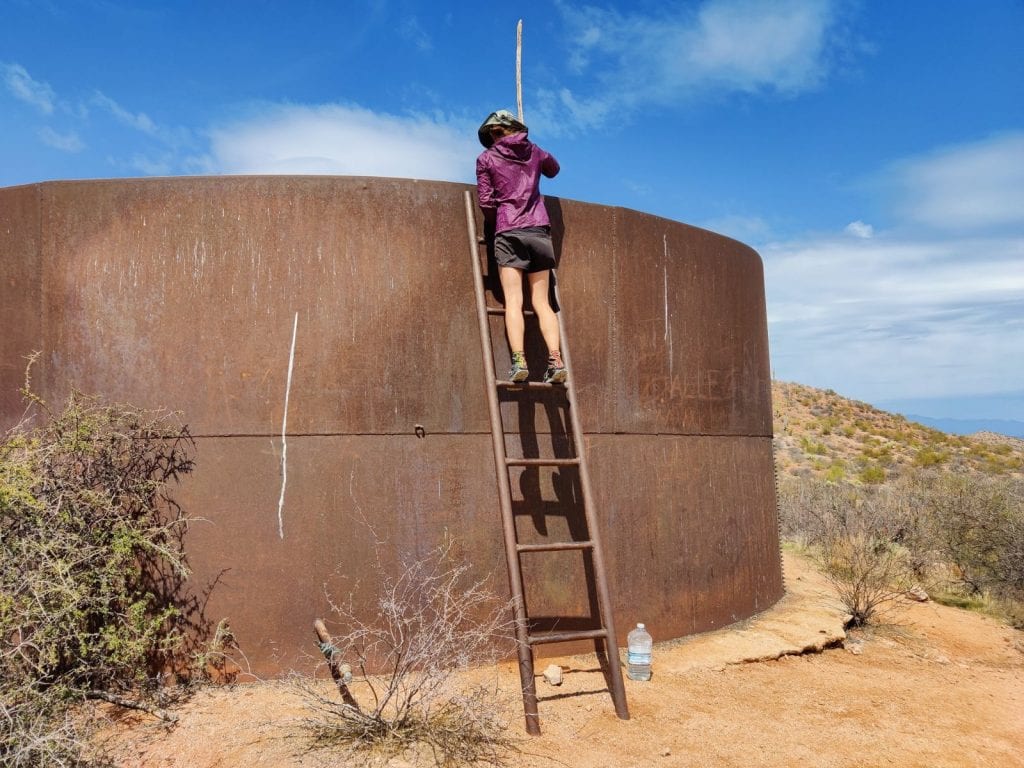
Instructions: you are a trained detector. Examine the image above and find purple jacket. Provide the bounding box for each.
[476,132,560,234]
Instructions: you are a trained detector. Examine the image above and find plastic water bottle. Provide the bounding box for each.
[626,623,652,681]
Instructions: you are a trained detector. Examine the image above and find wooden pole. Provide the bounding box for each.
[314,618,361,711]
[516,19,524,122]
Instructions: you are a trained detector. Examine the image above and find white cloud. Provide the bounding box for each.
[38,126,84,152]
[554,0,843,120]
[886,132,1024,231]
[399,16,432,52]
[844,220,873,238]
[91,91,160,136]
[205,103,476,182]
[1,63,194,171]
[759,132,1024,403]
[761,229,1024,401]
[2,62,55,113]
[130,154,172,176]
[688,0,834,92]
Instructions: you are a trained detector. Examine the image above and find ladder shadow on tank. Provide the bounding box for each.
[498,377,618,703]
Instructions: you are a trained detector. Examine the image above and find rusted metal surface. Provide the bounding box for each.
[0,176,782,678]
[0,184,41,419]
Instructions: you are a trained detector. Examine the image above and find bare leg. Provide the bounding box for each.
[527,270,561,355]
[499,265,526,351]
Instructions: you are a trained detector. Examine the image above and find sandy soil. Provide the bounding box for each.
[100,552,1024,767]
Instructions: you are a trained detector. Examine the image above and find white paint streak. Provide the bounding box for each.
[663,234,673,374]
[277,312,299,539]
[662,243,669,338]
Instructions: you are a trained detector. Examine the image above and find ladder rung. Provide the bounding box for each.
[487,306,536,316]
[496,379,562,389]
[505,457,580,467]
[528,628,610,646]
[517,541,593,553]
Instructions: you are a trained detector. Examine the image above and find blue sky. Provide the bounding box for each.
[2,0,1023,422]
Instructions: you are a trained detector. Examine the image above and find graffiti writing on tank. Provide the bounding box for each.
[638,366,738,404]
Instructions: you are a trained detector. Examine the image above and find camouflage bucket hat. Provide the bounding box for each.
[478,109,528,148]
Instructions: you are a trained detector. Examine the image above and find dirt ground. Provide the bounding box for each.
[101,552,1024,767]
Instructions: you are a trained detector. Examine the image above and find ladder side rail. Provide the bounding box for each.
[552,272,631,721]
[462,190,541,734]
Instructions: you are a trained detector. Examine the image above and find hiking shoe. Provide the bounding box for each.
[543,363,567,384]
[508,352,529,382]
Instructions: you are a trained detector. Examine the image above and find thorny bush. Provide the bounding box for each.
[779,478,917,626]
[919,473,1024,603]
[1,384,195,767]
[298,540,518,767]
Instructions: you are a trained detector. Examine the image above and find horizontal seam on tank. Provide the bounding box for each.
[183,431,775,439]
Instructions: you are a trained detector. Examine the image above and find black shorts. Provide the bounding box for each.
[493,226,556,272]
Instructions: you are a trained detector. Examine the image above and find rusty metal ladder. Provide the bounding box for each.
[462,190,629,735]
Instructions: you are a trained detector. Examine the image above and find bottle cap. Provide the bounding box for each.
[637,623,645,629]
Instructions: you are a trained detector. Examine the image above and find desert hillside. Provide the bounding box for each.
[772,380,1024,483]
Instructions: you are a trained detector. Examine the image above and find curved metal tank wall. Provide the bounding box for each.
[0,176,782,677]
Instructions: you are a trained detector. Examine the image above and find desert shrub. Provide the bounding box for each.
[777,477,840,544]
[985,453,1023,474]
[817,416,839,435]
[799,436,828,456]
[818,532,915,627]
[913,446,949,468]
[964,441,1024,474]
[858,464,886,485]
[920,474,1024,601]
[1,388,194,766]
[778,478,920,625]
[861,444,893,462]
[779,469,1024,626]
[824,461,846,483]
[298,541,517,767]
[190,618,245,685]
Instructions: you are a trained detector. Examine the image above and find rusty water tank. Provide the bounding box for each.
[0,176,782,677]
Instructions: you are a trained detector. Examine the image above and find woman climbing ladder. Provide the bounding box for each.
[475,109,566,384]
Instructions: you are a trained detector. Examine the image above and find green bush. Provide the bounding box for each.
[817,416,839,435]
[1,388,195,766]
[984,454,1023,474]
[860,444,894,463]
[858,464,886,484]
[800,436,828,456]
[913,446,949,467]
[824,462,846,483]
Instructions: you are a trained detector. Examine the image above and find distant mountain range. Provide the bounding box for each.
[904,415,1024,439]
